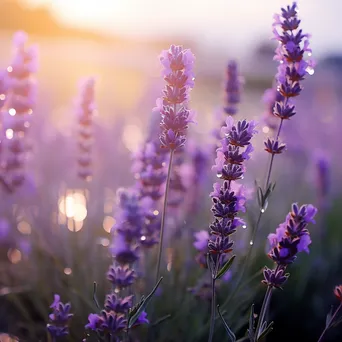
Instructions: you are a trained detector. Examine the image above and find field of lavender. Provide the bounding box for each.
[1,2,342,342]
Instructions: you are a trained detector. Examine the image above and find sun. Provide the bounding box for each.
[24,0,125,30]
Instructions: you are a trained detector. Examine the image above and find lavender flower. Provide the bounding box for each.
[1,31,38,190]
[106,264,136,289]
[76,77,96,181]
[154,45,195,151]
[266,203,317,271]
[132,141,166,248]
[262,2,314,187]
[253,203,317,341]
[47,294,73,340]
[207,116,256,342]
[224,60,243,116]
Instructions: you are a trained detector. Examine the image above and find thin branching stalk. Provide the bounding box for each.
[155,149,175,284]
[317,302,342,342]
[254,285,273,341]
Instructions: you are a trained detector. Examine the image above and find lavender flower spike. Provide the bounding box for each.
[224,60,243,116]
[153,45,196,284]
[207,116,257,342]
[253,203,317,341]
[154,45,196,150]
[1,31,38,190]
[263,2,314,187]
[47,294,73,340]
[76,77,96,181]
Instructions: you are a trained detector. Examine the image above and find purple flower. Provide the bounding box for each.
[50,294,61,309]
[86,311,126,334]
[47,294,73,338]
[223,60,243,116]
[264,138,286,154]
[205,117,257,262]
[193,230,209,252]
[106,264,136,289]
[104,294,133,313]
[1,31,38,191]
[264,203,317,286]
[133,311,149,326]
[85,313,103,330]
[76,77,96,181]
[155,45,196,150]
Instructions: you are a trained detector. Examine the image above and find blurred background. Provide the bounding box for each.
[0,0,342,341]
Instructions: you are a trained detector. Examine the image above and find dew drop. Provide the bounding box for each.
[307,67,315,76]
[249,240,254,246]
[261,209,265,213]
[242,225,247,229]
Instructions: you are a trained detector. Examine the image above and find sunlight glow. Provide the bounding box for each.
[103,216,115,233]
[6,129,14,139]
[122,124,143,152]
[58,190,87,230]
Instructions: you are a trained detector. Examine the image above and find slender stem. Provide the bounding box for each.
[155,149,174,284]
[264,118,284,190]
[208,276,217,342]
[221,210,263,308]
[255,285,273,341]
[317,302,342,342]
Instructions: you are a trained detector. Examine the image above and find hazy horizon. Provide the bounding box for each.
[20,0,341,58]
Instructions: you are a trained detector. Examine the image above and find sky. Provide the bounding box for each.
[23,0,342,57]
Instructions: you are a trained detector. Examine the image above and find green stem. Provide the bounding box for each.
[317,302,342,342]
[264,118,283,190]
[255,285,273,341]
[208,276,217,342]
[155,149,174,284]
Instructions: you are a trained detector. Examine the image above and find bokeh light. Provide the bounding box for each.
[7,249,22,264]
[17,221,32,235]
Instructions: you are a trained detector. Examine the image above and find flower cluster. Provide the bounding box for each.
[110,188,147,263]
[154,45,195,150]
[85,263,148,339]
[86,189,149,338]
[76,77,96,181]
[47,294,73,339]
[1,31,37,190]
[224,60,242,116]
[208,117,256,265]
[133,141,166,202]
[263,203,317,288]
[263,2,314,156]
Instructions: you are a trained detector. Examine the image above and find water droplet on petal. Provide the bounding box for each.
[249,240,254,245]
